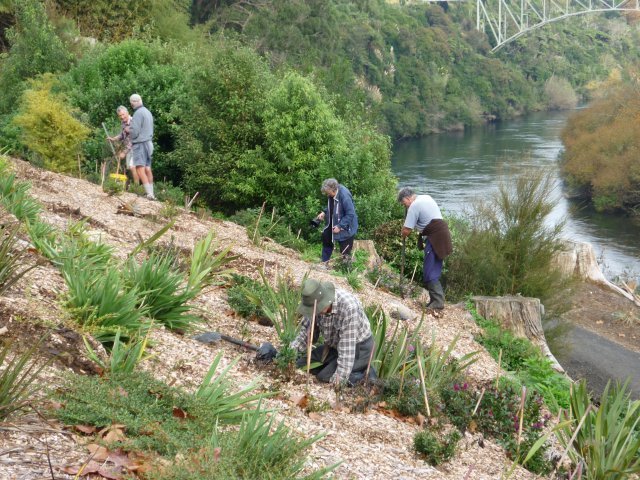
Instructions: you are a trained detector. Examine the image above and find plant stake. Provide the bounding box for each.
[416,351,431,417]
[306,299,318,389]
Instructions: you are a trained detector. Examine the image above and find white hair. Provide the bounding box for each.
[321,178,339,195]
[129,93,143,107]
[116,105,128,114]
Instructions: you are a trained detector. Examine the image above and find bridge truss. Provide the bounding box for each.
[476,0,640,50]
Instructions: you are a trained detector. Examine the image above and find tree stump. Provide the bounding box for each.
[353,240,382,270]
[554,240,640,306]
[471,295,564,372]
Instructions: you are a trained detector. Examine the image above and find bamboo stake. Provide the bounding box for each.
[472,387,486,416]
[416,354,431,417]
[410,262,418,284]
[399,363,407,397]
[306,299,318,389]
[495,348,502,390]
[516,386,527,446]
[253,201,266,244]
[364,345,375,386]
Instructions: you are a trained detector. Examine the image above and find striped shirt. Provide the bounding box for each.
[291,288,371,382]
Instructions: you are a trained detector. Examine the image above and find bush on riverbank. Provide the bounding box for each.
[445,169,565,303]
[561,80,640,215]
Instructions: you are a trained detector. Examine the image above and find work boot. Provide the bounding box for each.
[425,280,445,311]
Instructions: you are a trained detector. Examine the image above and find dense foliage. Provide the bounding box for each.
[561,79,640,215]
[198,0,640,139]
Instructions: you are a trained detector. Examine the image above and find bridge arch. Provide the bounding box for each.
[475,0,640,50]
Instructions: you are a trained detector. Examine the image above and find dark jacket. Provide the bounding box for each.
[323,184,358,242]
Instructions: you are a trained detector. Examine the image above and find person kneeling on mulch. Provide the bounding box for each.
[290,279,377,385]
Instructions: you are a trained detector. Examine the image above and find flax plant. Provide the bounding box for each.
[195,352,269,423]
[0,221,37,295]
[557,379,640,479]
[367,306,424,379]
[414,333,479,397]
[83,329,154,375]
[0,337,50,420]
[123,252,201,331]
[188,231,236,292]
[243,270,304,344]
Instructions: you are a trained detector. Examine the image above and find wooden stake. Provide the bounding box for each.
[364,345,375,386]
[517,386,526,446]
[410,262,418,284]
[495,348,502,390]
[399,363,406,397]
[253,201,266,244]
[472,387,486,416]
[416,354,431,417]
[306,299,318,389]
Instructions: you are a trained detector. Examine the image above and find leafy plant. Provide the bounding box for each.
[242,270,303,344]
[413,428,461,465]
[226,274,269,321]
[557,379,640,479]
[83,329,154,375]
[0,173,41,223]
[63,261,147,343]
[25,219,59,260]
[0,221,38,295]
[195,352,268,423]
[367,306,423,379]
[123,252,201,331]
[0,336,50,420]
[188,231,236,292]
[415,334,479,400]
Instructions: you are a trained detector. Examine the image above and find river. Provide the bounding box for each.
[391,110,640,398]
[391,110,640,281]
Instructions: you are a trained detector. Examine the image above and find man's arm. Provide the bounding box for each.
[337,191,356,230]
[331,305,359,383]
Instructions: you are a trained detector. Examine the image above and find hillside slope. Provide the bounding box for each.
[0,159,540,480]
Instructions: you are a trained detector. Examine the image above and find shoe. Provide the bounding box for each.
[425,307,444,318]
[145,194,156,201]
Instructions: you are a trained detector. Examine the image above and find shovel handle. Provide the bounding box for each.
[219,334,259,352]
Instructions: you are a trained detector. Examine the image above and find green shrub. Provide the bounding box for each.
[13,75,90,173]
[52,371,220,457]
[441,382,552,474]
[155,407,336,480]
[557,379,640,479]
[226,274,269,322]
[0,0,73,115]
[413,428,461,465]
[445,169,565,303]
[371,219,423,273]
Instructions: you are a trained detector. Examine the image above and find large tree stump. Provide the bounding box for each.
[554,240,640,306]
[471,295,564,372]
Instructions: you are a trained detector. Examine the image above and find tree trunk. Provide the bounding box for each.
[353,240,382,270]
[471,295,564,372]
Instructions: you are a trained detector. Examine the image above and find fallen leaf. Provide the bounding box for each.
[468,419,478,433]
[100,425,126,443]
[291,393,309,409]
[308,412,322,421]
[75,424,97,434]
[87,443,109,461]
[406,416,416,424]
[62,460,101,475]
[377,401,387,409]
[97,466,123,480]
[213,447,221,462]
[172,406,188,419]
[416,412,426,427]
[107,449,134,468]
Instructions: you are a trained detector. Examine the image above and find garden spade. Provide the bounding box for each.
[192,331,278,362]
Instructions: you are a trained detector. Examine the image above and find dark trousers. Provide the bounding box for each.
[296,336,375,384]
[423,238,443,283]
[321,228,354,262]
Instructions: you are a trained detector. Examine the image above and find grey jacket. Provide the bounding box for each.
[130,106,154,144]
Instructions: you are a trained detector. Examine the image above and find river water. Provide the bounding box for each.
[391,110,640,281]
[391,110,640,398]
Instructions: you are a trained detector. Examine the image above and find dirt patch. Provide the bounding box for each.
[559,281,640,354]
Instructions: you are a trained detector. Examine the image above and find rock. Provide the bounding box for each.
[389,302,415,321]
[192,332,222,344]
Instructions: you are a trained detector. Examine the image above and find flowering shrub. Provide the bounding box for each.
[441,382,553,474]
